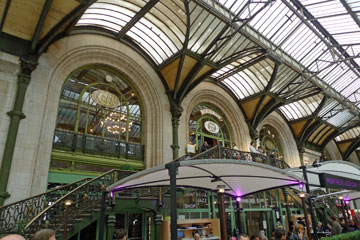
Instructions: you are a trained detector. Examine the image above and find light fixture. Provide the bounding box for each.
[105,75,112,83]
[338,195,344,200]
[299,183,303,189]
[299,192,306,198]
[65,200,72,206]
[236,197,241,202]
[216,184,226,193]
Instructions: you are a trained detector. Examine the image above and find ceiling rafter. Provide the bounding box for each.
[340,0,360,29]
[344,136,360,160]
[0,0,11,31]
[176,0,273,103]
[30,0,53,53]
[37,0,97,56]
[117,0,160,40]
[173,1,191,100]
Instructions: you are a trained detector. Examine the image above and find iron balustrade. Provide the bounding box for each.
[0,178,90,235]
[189,145,290,169]
[53,129,144,160]
[22,170,134,238]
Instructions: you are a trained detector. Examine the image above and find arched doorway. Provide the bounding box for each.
[189,104,232,152]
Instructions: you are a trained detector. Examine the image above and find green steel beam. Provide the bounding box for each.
[0,0,11,31]
[0,55,38,206]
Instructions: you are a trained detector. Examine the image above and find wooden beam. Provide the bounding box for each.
[0,0,11,31]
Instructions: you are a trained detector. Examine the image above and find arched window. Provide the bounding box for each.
[189,104,232,152]
[53,67,143,160]
[259,125,283,160]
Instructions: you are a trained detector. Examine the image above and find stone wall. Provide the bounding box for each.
[324,140,342,160]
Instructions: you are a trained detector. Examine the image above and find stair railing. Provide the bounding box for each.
[23,169,134,238]
[0,178,90,234]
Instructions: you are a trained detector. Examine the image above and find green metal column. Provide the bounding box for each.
[107,214,116,240]
[0,55,38,206]
[298,146,305,166]
[282,188,293,231]
[170,103,183,160]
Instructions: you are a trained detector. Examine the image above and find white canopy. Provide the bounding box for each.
[285,161,360,189]
[344,191,360,201]
[107,159,302,197]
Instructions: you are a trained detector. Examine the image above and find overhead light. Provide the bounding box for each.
[338,195,344,200]
[299,192,307,198]
[216,184,226,193]
[236,197,242,202]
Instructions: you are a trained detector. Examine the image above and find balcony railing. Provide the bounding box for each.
[53,129,144,160]
[189,145,290,169]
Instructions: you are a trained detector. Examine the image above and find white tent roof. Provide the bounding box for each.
[107,159,302,197]
[344,191,360,201]
[285,161,360,188]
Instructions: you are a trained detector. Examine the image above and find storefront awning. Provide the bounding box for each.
[285,161,360,189]
[107,159,302,197]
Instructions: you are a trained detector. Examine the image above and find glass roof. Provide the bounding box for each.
[75,0,360,132]
[279,93,324,121]
[335,126,360,142]
[246,0,360,103]
[77,0,186,64]
[214,57,274,99]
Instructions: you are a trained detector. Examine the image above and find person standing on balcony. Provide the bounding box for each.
[250,141,257,153]
[200,141,209,152]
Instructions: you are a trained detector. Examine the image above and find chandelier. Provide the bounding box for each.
[100,112,133,135]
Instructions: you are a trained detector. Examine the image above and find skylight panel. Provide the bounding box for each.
[326,110,355,128]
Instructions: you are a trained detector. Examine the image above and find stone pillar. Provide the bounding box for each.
[170,103,183,160]
[0,55,38,206]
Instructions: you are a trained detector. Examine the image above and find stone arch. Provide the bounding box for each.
[179,82,251,156]
[24,34,171,196]
[324,140,342,160]
[257,112,300,167]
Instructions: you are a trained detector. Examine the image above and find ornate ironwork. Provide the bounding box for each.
[189,145,290,169]
[22,169,134,238]
[0,178,90,235]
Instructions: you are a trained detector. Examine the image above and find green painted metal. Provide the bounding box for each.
[47,171,94,184]
[0,56,38,206]
[51,149,145,171]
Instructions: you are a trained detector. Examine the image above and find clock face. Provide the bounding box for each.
[204,120,219,134]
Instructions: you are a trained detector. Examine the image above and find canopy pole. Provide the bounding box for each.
[301,196,312,240]
[166,162,180,240]
[300,166,318,240]
[236,200,242,235]
[99,191,107,240]
[353,200,359,227]
[218,192,228,240]
[340,199,349,229]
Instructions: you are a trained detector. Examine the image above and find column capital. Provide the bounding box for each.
[20,55,38,75]
[170,103,183,120]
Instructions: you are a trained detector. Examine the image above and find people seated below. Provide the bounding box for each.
[329,216,341,236]
[289,224,306,240]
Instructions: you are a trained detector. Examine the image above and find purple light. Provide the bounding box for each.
[345,200,350,205]
[110,191,114,198]
[299,183,303,189]
[236,197,242,202]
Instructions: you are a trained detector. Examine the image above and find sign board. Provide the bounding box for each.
[319,173,360,191]
[91,90,120,108]
[200,108,222,120]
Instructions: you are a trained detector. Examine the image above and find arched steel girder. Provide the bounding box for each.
[344,137,360,160]
[36,0,97,56]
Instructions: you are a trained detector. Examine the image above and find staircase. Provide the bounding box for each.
[0,170,134,239]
